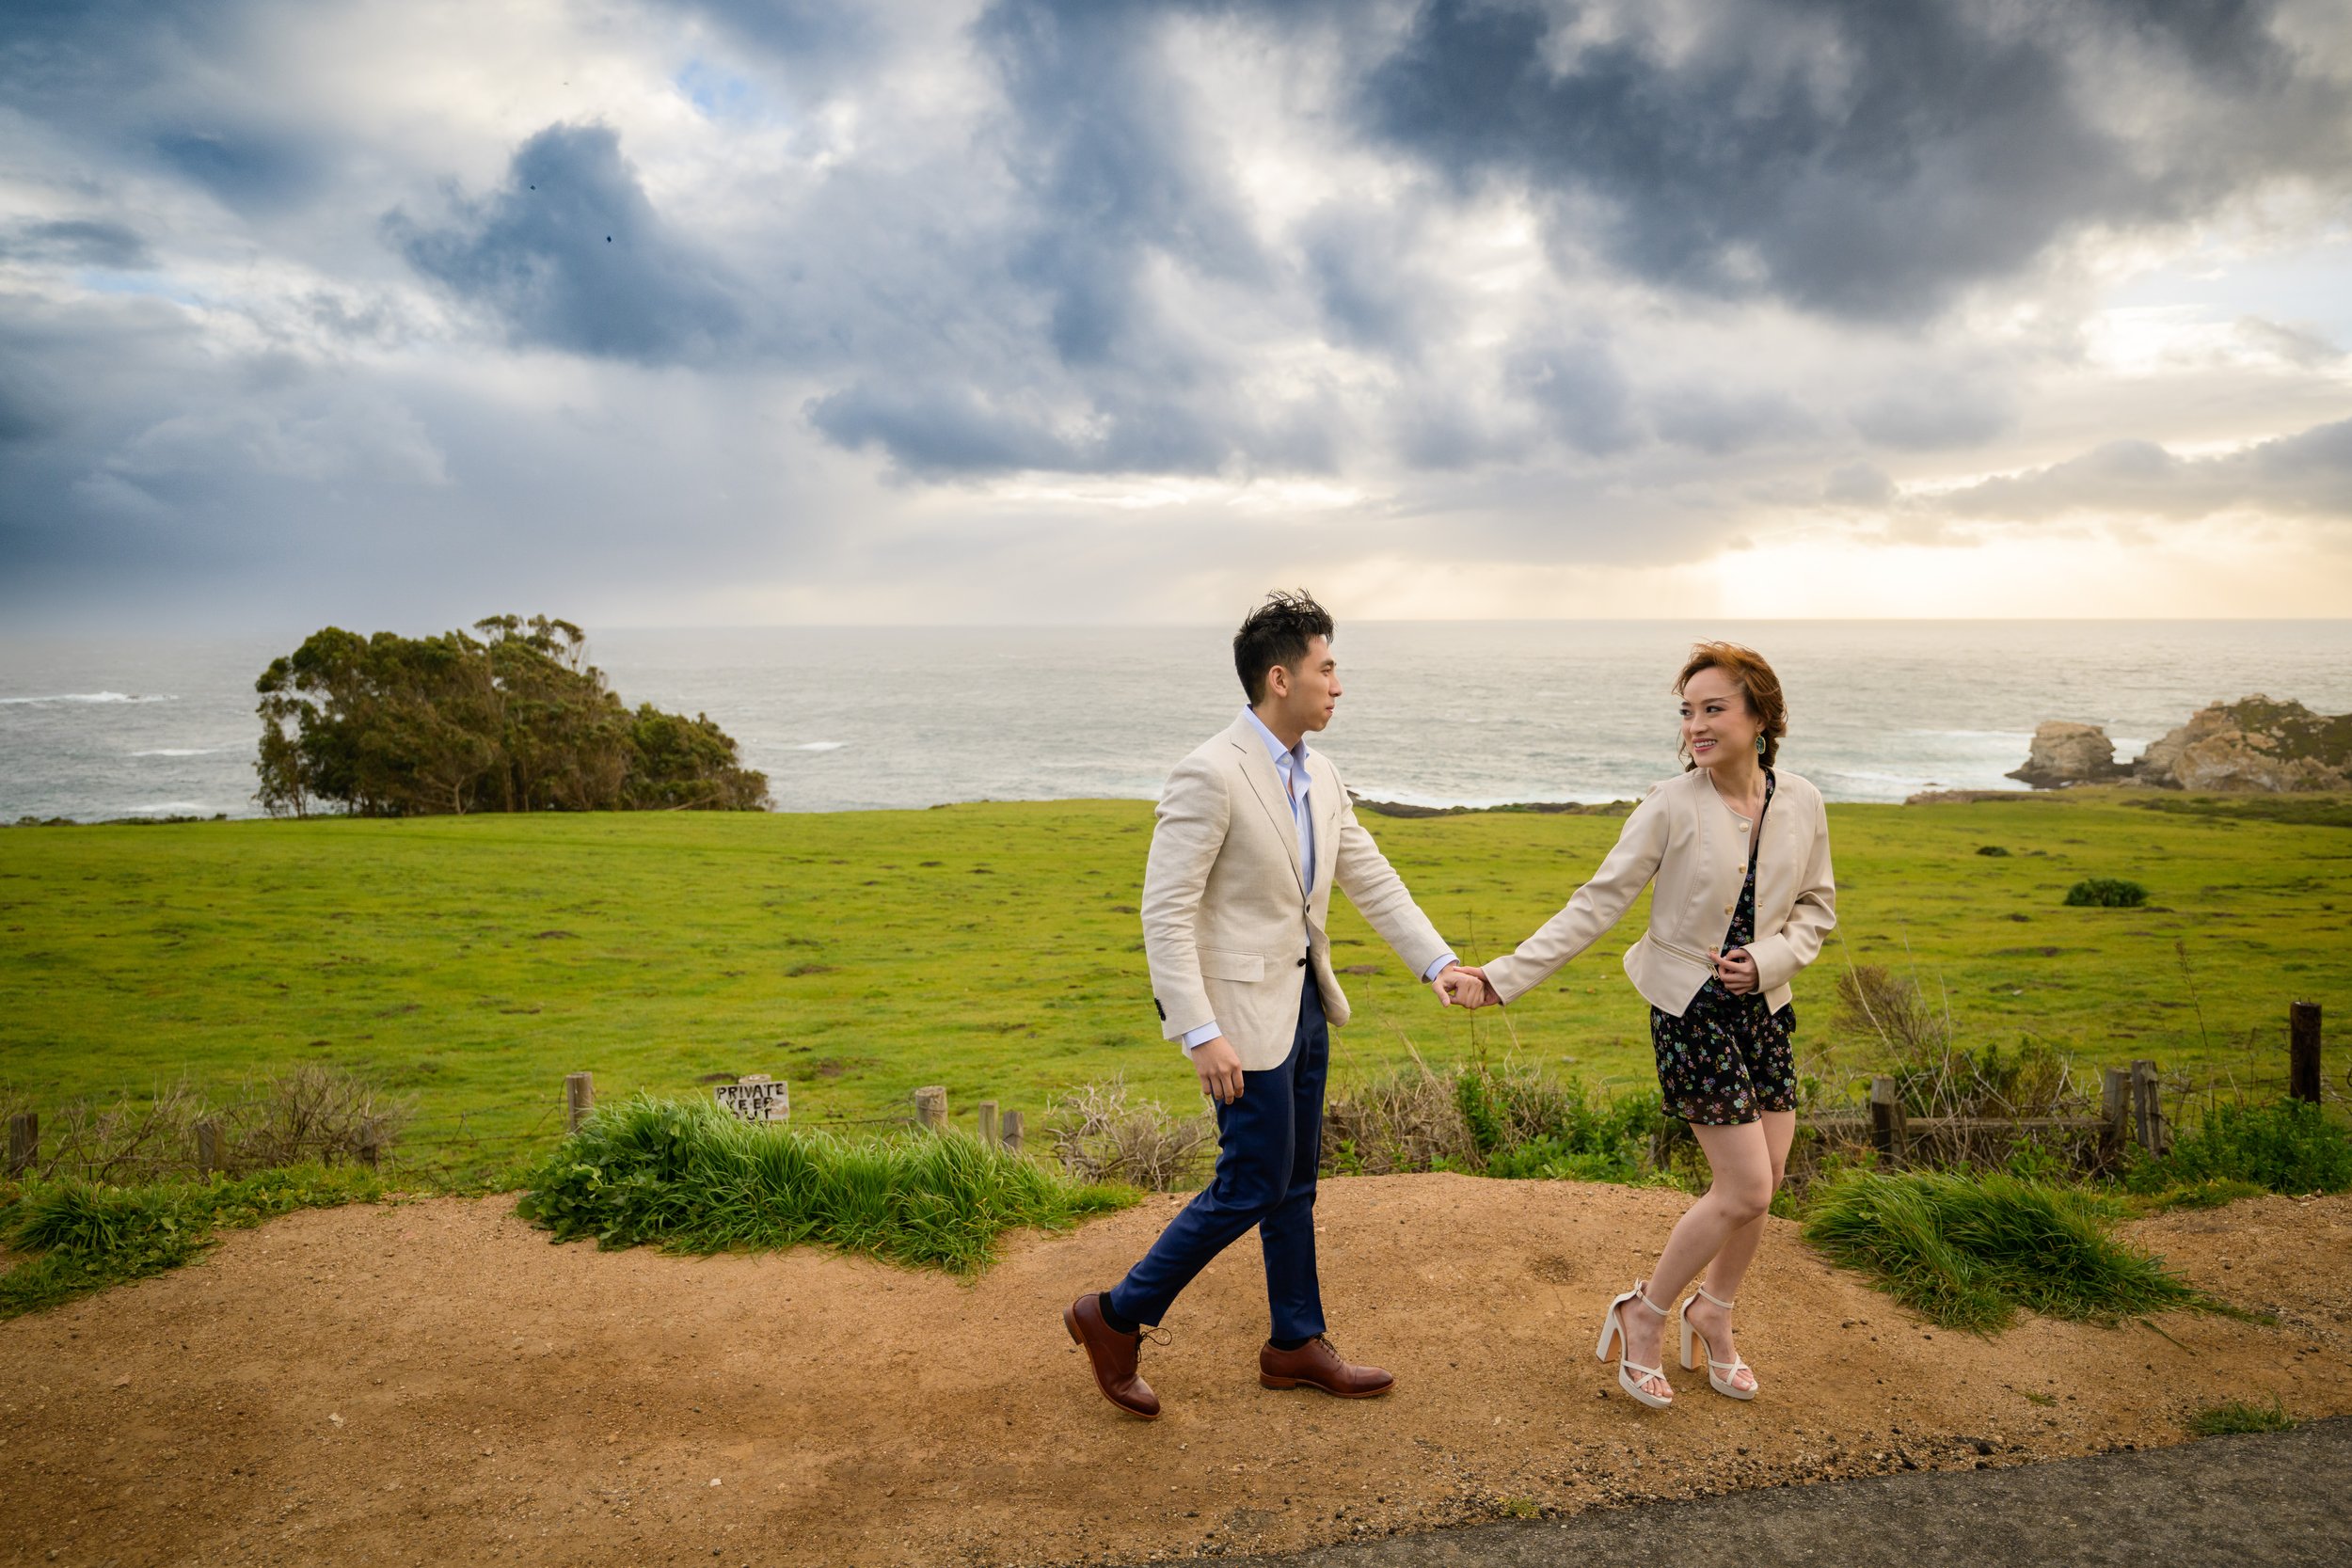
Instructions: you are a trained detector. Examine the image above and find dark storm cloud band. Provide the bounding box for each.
[1359,0,2346,323]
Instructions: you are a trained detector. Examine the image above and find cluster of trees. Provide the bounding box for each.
[254,616,770,816]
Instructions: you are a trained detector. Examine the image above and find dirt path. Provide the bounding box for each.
[3,1177,2346,1568]
[1206,1418,2352,1568]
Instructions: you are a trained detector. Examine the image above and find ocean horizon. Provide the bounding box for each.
[5,619,2350,823]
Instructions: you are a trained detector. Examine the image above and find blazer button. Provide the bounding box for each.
[1724,904,1735,915]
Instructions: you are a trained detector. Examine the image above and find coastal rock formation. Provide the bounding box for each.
[2137,696,2352,792]
[1998,695,2352,793]
[2006,721,2123,788]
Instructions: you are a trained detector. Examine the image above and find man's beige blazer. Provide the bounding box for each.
[1480,768,1836,1017]
[1143,714,1453,1070]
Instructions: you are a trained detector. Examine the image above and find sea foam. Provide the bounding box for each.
[0,691,176,705]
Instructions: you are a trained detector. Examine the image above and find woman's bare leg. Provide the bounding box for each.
[1677,1110,1796,1390]
[1615,1118,1776,1400]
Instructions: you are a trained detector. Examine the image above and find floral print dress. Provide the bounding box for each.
[1649,769,1800,1127]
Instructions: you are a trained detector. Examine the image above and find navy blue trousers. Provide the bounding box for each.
[1108,975,1329,1343]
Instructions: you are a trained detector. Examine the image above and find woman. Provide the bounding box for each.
[1445,641,1835,1408]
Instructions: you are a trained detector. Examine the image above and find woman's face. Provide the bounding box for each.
[1679,665,1761,771]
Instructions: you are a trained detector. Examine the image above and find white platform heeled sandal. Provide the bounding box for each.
[1596,1280,1675,1409]
[1679,1282,1756,1400]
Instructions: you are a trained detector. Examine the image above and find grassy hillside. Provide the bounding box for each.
[2,788,2343,1179]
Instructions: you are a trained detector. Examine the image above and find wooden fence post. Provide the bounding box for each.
[564,1071,595,1135]
[977,1101,998,1147]
[195,1117,222,1178]
[2101,1066,2130,1162]
[6,1111,35,1178]
[2290,1002,2323,1105]
[1000,1109,1025,1155]
[1868,1076,1904,1164]
[913,1086,948,1132]
[2130,1059,2167,1157]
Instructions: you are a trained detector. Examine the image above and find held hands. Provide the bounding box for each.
[1714,946,1760,994]
[1433,964,1496,1010]
[1190,1035,1246,1104]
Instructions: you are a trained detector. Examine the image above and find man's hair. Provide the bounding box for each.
[1232,589,1334,705]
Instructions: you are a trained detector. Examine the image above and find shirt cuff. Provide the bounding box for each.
[1180,1021,1223,1050]
[1420,952,1460,982]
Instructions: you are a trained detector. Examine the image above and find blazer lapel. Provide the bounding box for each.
[1309,755,1341,905]
[1230,722,1308,895]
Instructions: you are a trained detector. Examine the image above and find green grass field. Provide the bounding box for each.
[2,788,2344,1180]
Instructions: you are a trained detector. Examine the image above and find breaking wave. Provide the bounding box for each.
[0,691,177,705]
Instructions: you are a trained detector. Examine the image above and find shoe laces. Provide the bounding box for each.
[1137,1324,1170,1348]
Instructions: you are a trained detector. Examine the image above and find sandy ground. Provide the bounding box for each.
[2,1176,2346,1568]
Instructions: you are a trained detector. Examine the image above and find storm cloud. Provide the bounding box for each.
[390,124,744,364]
[1358,0,2350,322]
[1,0,2349,627]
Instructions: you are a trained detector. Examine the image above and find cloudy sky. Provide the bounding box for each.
[4,0,2350,631]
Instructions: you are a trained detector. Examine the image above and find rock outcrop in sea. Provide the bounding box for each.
[2006,721,2126,788]
[2003,695,2352,792]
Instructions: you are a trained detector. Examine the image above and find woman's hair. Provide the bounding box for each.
[1674,641,1787,770]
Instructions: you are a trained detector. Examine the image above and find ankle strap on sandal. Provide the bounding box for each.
[1630,1280,1671,1318]
[1690,1282,1735,1311]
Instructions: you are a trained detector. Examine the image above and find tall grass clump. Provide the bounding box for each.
[1802,1168,2207,1332]
[1461,1068,1663,1182]
[516,1098,1131,1275]
[2129,1099,2352,1196]
[0,1164,385,1318]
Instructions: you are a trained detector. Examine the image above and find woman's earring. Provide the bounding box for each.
[1755,736,1766,755]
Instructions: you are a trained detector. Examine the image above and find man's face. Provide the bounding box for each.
[1266,634,1342,733]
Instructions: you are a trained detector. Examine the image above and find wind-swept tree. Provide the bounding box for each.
[255,616,769,816]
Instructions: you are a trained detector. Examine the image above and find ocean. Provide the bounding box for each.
[3,620,2348,822]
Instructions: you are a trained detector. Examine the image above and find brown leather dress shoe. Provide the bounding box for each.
[1064,1292,1161,1419]
[1259,1335,1394,1398]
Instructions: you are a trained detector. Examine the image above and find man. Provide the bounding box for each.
[1063,590,1486,1419]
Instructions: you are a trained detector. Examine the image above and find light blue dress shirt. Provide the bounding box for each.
[1182,707,1458,1052]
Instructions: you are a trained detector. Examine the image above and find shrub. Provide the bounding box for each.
[516,1097,1129,1275]
[1046,1078,1216,1192]
[14,1067,407,1184]
[1318,1062,1661,1183]
[1801,1168,2207,1332]
[2064,878,2148,908]
[1976,845,2010,857]
[2129,1099,2352,1196]
[1321,1064,1479,1175]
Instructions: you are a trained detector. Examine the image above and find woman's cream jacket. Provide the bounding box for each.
[1479,768,1836,1018]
